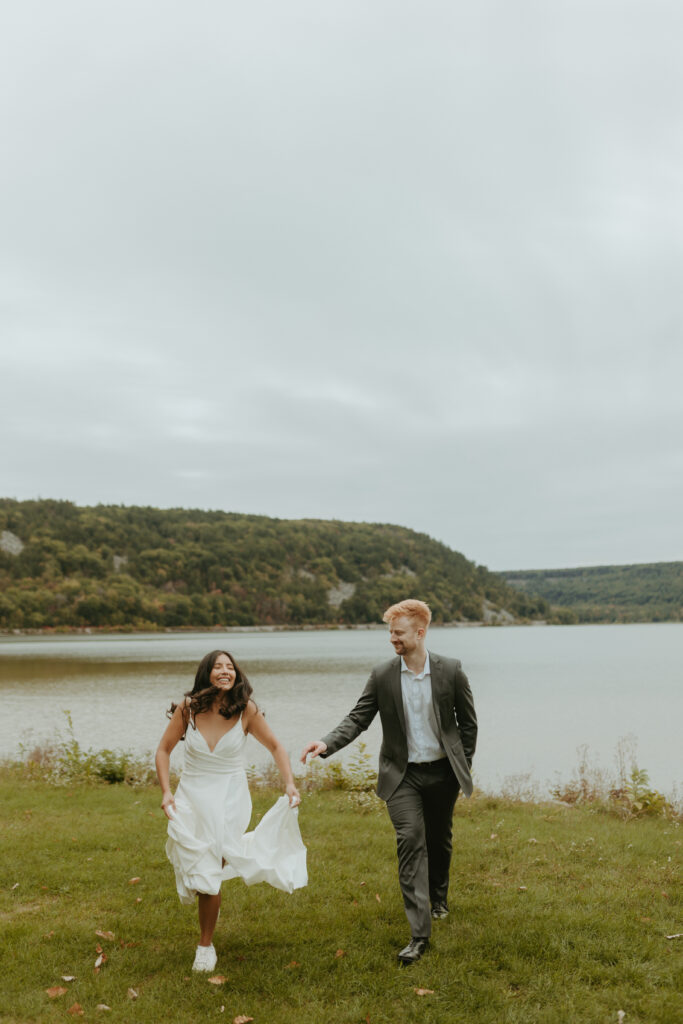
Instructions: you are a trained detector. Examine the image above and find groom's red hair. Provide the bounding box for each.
[382,599,432,629]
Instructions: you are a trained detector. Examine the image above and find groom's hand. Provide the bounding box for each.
[300,740,327,764]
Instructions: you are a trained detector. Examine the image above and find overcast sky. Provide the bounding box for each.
[1,1,681,571]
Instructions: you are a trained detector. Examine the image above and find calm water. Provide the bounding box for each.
[0,625,680,797]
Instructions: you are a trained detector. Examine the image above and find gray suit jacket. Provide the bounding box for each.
[321,651,477,801]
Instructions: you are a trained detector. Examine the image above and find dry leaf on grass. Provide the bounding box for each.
[208,975,227,985]
[135,897,142,903]
[95,930,115,941]
[46,987,68,999]
[96,1005,112,1012]
[61,976,76,982]
[94,953,107,969]
[233,1016,254,1023]
[10,882,19,890]
[375,894,381,903]
[285,961,300,969]
[128,877,141,885]
[67,1004,84,1016]
[334,949,345,959]
[414,988,435,996]
[127,988,138,1000]
[518,886,528,892]
[666,933,682,939]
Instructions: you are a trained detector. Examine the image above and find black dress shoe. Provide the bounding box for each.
[431,901,449,919]
[397,937,429,965]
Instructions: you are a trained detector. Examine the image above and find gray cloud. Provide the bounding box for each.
[2,1,682,569]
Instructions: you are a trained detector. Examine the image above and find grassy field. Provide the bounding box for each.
[0,775,681,1024]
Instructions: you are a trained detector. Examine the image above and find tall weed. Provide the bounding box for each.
[551,739,678,820]
[16,711,157,787]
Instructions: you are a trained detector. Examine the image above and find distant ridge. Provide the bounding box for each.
[0,498,548,630]
[501,562,682,623]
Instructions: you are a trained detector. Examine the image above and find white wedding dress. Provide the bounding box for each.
[166,715,307,905]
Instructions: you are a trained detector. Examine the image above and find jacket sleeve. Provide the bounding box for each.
[454,662,477,765]
[320,670,379,757]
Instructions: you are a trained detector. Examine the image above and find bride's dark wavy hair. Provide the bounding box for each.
[167,650,254,737]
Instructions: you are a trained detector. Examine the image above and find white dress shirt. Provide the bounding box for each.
[400,652,445,764]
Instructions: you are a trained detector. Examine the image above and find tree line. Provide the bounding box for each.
[501,563,682,623]
[0,499,549,630]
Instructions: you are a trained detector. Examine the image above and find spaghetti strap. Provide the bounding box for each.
[182,698,194,738]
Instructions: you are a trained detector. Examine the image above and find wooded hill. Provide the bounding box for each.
[501,562,682,623]
[0,499,549,630]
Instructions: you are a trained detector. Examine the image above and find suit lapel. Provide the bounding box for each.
[388,657,407,736]
[429,651,444,730]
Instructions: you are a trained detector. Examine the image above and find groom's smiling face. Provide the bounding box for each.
[388,615,425,656]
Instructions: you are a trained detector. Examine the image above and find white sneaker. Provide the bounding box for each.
[192,944,217,972]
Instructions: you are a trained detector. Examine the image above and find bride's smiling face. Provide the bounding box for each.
[209,653,237,690]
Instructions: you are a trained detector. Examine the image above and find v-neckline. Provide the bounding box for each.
[195,715,242,754]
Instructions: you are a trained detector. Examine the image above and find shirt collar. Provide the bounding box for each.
[400,651,430,679]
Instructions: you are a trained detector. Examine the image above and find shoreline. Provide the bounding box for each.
[0,620,551,638]
[4,618,681,638]
[2,753,680,817]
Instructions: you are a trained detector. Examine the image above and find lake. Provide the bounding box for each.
[0,624,680,798]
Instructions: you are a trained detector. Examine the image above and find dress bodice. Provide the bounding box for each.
[182,717,247,777]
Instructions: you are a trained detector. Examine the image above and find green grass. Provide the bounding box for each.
[0,776,681,1024]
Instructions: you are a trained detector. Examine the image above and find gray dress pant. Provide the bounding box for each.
[385,759,460,938]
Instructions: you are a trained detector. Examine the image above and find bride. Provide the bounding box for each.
[155,650,307,972]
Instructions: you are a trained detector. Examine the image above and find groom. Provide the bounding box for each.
[301,599,477,965]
